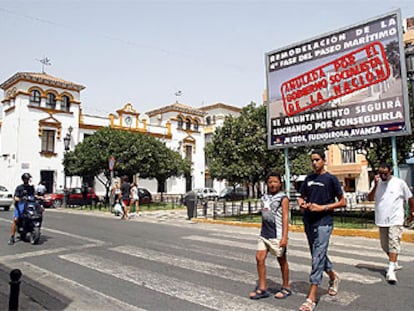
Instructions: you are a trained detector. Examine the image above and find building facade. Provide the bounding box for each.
[0,72,236,196]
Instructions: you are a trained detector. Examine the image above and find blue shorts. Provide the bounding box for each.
[13,202,25,219]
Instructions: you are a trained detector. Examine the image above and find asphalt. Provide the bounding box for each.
[2,207,414,309]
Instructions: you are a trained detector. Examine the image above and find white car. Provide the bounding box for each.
[193,188,218,201]
[0,185,14,211]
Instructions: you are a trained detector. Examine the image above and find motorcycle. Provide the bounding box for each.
[17,196,43,244]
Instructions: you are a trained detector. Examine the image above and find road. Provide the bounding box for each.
[1,208,414,311]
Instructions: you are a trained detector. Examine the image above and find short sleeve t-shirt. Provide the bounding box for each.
[14,184,35,199]
[120,182,131,200]
[260,192,287,240]
[299,172,343,226]
[373,176,413,226]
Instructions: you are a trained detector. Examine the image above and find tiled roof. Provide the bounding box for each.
[146,102,207,117]
[198,102,241,113]
[0,72,85,91]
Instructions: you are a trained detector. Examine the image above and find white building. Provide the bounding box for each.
[0,72,242,196]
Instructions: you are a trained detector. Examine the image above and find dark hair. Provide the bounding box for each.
[311,149,326,161]
[122,175,129,183]
[379,162,392,171]
[265,171,282,182]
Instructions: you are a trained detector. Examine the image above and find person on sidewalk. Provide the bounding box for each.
[367,162,414,284]
[120,175,131,220]
[130,182,140,217]
[297,149,346,311]
[249,171,291,300]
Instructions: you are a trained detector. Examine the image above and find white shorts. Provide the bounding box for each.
[257,236,286,258]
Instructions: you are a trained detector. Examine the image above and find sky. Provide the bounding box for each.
[1,0,413,116]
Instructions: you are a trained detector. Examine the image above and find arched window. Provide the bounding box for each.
[46,93,56,109]
[61,95,71,112]
[30,90,41,106]
[194,120,199,131]
[177,116,183,129]
[206,116,211,125]
[185,118,191,130]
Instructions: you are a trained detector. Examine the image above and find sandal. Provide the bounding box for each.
[249,287,269,300]
[299,298,316,311]
[328,273,340,296]
[274,287,292,299]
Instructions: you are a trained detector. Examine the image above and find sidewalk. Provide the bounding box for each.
[56,207,414,243]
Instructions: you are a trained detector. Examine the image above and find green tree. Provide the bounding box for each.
[206,102,284,197]
[64,127,191,201]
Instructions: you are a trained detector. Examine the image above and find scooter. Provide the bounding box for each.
[17,196,43,244]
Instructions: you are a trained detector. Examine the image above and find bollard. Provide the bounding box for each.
[9,269,22,311]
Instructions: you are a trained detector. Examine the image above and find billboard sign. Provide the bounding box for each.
[266,10,410,149]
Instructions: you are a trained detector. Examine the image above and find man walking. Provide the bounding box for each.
[368,162,414,284]
[297,149,346,311]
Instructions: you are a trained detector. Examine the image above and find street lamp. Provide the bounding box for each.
[63,126,73,207]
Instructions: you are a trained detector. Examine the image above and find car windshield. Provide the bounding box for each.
[0,185,8,192]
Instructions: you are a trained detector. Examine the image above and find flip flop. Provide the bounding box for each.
[328,273,340,296]
[249,288,270,300]
[274,287,292,299]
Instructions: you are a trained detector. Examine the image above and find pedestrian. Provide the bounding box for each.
[120,175,130,220]
[130,182,140,217]
[183,190,197,220]
[111,180,121,207]
[297,149,346,311]
[367,162,414,284]
[249,171,291,300]
[81,182,89,207]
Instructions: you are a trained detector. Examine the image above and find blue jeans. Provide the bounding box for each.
[304,223,333,285]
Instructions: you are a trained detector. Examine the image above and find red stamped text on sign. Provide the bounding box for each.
[280,42,390,117]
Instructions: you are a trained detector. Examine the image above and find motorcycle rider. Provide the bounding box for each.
[8,173,35,245]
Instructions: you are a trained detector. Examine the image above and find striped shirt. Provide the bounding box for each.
[260,192,286,240]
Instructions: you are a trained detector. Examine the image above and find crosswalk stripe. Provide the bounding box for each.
[59,253,293,311]
[182,235,385,283]
[208,232,413,261]
[110,244,360,306]
[111,245,257,285]
[2,261,146,311]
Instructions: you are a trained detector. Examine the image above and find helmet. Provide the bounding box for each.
[21,173,32,181]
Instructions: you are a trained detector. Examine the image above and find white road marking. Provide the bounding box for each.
[182,235,384,284]
[111,245,257,285]
[60,253,293,311]
[111,244,359,306]
[1,261,146,311]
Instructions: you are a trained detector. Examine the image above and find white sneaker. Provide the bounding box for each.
[386,269,397,283]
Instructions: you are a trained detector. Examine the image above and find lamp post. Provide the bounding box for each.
[406,43,414,97]
[63,126,73,208]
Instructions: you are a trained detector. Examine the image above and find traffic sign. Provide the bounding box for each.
[108,156,116,171]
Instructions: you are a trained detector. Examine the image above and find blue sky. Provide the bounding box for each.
[1,0,413,115]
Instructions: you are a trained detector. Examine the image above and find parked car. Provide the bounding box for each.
[138,188,152,204]
[193,188,218,201]
[219,187,248,201]
[43,187,99,208]
[0,185,14,211]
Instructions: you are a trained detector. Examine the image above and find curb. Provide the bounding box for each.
[191,218,414,243]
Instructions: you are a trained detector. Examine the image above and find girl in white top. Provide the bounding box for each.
[130,182,140,216]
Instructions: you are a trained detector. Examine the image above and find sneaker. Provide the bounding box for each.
[386,269,397,283]
[8,236,14,245]
[394,263,403,271]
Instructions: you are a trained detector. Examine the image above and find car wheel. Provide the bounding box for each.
[52,199,62,208]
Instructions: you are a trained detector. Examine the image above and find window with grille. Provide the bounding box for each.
[341,147,356,163]
[61,95,70,112]
[177,117,183,129]
[46,93,56,109]
[185,118,191,130]
[41,130,55,153]
[30,90,41,106]
[185,145,192,162]
[194,120,199,131]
